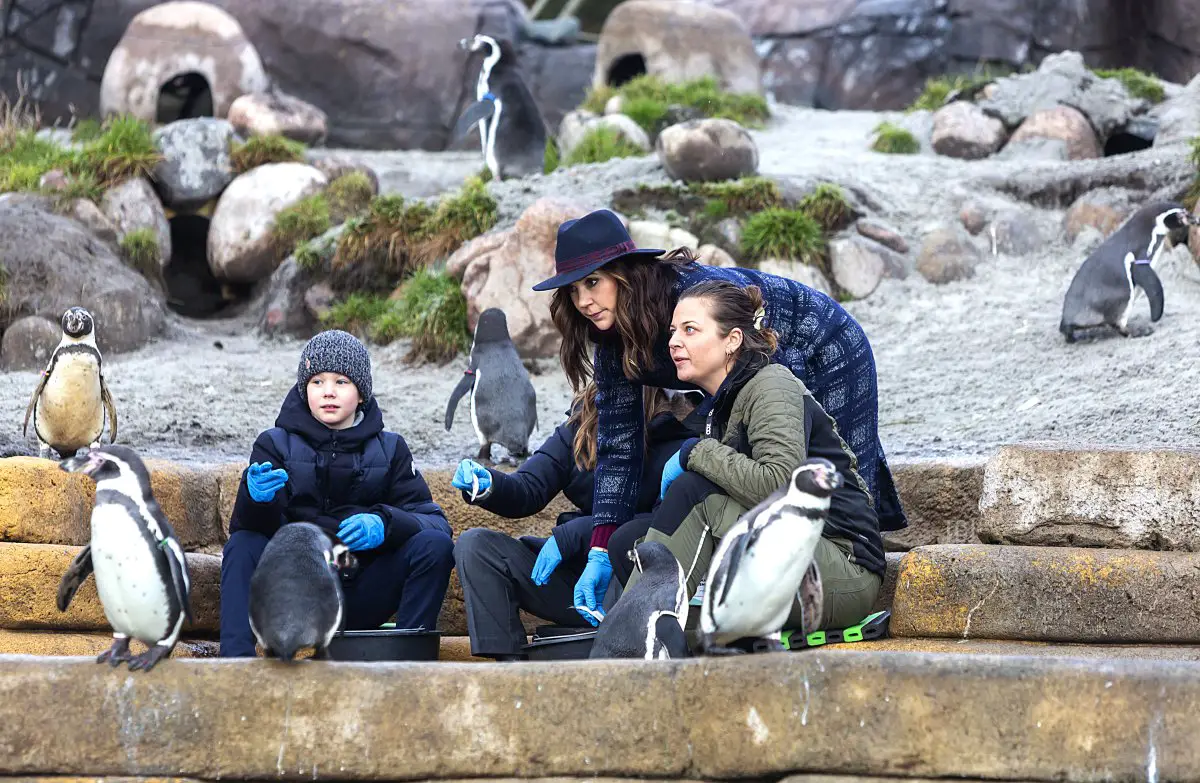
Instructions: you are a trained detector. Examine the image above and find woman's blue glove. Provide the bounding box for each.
[337,513,385,552]
[246,462,288,503]
[451,459,492,500]
[531,536,563,586]
[659,449,684,500]
[572,549,612,626]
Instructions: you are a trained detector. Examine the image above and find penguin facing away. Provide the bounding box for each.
[453,34,549,181]
[23,306,118,459]
[444,308,538,464]
[1060,202,1193,342]
[698,458,839,656]
[249,522,357,661]
[57,444,192,672]
[589,540,690,660]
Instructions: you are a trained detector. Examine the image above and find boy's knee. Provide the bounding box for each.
[222,530,269,563]
[407,528,455,568]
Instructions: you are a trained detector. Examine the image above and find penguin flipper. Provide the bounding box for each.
[717,528,753,607]
[654,612,690,659]
[56,544,93,612]
[1131,260,1165,322]
[153,507,194,623]
[100,374,118,443]
[444,371,475,430]
[22,369,50,438]
[453,100,496,141]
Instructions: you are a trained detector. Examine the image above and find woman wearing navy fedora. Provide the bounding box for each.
[529,209,906,625]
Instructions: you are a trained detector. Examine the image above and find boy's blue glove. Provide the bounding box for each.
[246,462,288,503]
[659,449,684,500]
[531,536,563,586]
[451,459,492,500]
[572,549,612,626]
[337,513,385,552]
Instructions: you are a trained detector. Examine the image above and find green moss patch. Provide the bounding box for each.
[797,183,853,233]
[565,126,645,166]
[580,75,769,136]
[325,172,376,222]
[741,208,827,270]
[271,194,332,260]
[544,137,561,174]
[229,134,306,174]
[1092,67,1166,104]
[118,227,162,284]
[611,176,783,219]
[70,118,104,143]
[871,122,920,154]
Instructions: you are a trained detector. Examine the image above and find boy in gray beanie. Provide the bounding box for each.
[219,330,455,658]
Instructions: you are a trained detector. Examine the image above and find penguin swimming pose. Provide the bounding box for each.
[23,306,118,459]
[589,540,690,660]
[698,459,839,656]
[1060,202,1193,342]
[57,444,192,672]
[248,522,357,661]
[453,34,549,181]
[444,308,538,463]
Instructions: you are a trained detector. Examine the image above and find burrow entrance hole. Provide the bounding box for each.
[164,215,252,318]
[1104,130,1154,157]
[606,53,646,87]
[156,72,214,124]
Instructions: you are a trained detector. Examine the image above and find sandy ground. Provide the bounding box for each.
[4,104,1199,469]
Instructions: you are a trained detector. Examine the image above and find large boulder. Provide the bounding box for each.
[227,89,329,146]
[100,177,172,272]
[1063,187,1139,241]
[152,118,239,212]
[0,316,62,371]
[656,119,759,183]
[916,225,982,285]
[828,236,887,299]
[0,198,166,354]
[1153,73,1200,148]
[1005,105,1101,161]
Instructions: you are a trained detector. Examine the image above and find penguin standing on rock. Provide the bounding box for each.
[453,34,549,181]
[1060,202,1193,342]
[23,306,118,459]
[444,308,538,464]
[698,459,838,656]
[589,540,690,660]
[57,444,192,672]
[248,522,357,661]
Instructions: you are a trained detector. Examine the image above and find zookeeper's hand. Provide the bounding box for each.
[451,459,492,500]
[659,449,684,500]
[530,536,563,586]
[337,513,386,552]
[246,462,288,503]
[572,549,612,626]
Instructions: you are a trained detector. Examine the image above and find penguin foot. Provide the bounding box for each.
[700,643,749,656]
[1121,324,1155,339]
[97,636,132,667]
[750,637,787,654]
[127,644,171,672]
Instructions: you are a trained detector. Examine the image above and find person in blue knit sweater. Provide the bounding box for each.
[530,209,906,625]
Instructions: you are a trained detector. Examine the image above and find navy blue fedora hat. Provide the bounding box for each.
[531,209,664,292]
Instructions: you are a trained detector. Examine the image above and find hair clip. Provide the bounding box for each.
[753,306,767,330]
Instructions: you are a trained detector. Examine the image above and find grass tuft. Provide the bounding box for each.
[271,194,332,260]
[565,126,646,166]
[229,134,306,174]
[797,183,852,232]
[375,268,471,363]
[871,122,920,154]
[544,136,561,174]
[1092,67,1166,104]
[325,171,376,222]
[741,208,827,269]
[579,75,769,136]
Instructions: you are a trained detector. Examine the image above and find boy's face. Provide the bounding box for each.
[306,372,363,430]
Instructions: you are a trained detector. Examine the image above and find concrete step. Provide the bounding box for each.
[826,636,1200,662]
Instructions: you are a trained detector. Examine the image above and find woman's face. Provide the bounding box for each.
[567,270,619,332]
[668,297,742,395]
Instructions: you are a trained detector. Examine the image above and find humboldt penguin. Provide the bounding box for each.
[589,540,690,660]
[57,444,192,672]
[1060,202,1193,342]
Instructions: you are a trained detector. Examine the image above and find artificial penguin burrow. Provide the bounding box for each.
[589,540,690,660]
[57,444,192,672]
[453,34,549,181]
[444,307,538,464]
[1060,202,1193,342]
[698,458,839,656]
[23,306,118,459]
[248,522,356,661]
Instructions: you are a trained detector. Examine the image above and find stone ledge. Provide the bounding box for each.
[826,637,1200,661]
[0,629,217,659]
[0,653,1197,779]
[890,544,1200,643]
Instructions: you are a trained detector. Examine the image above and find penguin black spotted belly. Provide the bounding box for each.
[589,541,690,660]
[57,445,192,672]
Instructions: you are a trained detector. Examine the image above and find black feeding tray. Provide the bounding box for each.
[521,624,596,661]
[326,626,441,662]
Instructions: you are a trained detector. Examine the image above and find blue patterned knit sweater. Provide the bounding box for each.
[590,262,907,545]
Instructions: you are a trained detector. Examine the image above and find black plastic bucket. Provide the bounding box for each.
[326,628,441,661]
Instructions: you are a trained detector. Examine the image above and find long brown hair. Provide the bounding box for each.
[549,248,696,392]
[677,281,779,367]
[569,383,696,471]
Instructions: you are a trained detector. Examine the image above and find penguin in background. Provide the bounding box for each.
[23,306,118,459]
[57,444,192,672]
[453,34,549,181]
[589,541,690,660]
[248,522,357,661]
[444,308,538,464]
[1060,202,1193,342]
[698,459,839,656]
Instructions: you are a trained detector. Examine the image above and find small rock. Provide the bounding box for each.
[303,282,336,320]
[1063,188,1137,242]
[989,209,1044,256]
[604,95,625,115]
[227,89,329,146]
[829,236,885,299]
[557,109,599,160]
[656,118,758,183]
[696,244,736,267]
[667,227,699,250]
[1007,106,1101,161]
[0,316,62,371]
[100,177,172,269]
[594,114,652,152]
[917,226,982,284]
[307,155,381,195]
[756,258,831,295]
[65,199,120,246]
[628,220,672,250]
[152,118,238,212]
[959,202,990,235]
[856,219,909,254]
[931,101,1007,160]
[38,170,69,191]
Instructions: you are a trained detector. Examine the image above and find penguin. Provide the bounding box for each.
[589,540,690,660]
[1060,202,1193,342]
[56,444,192,672]
[444,308,538,464]
[452,34,549,181]
[698,458,840,656]
[248,522,357,661]
[22,306,118,460]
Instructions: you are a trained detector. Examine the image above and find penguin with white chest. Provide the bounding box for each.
[1060,202,1193,342]
[698,459,839,656]
[452,34,549,181]
[57,445,192,672]
[23,306,118,459]
[444,308,538,464]
[589,540,690,660]
[248,522,357,661]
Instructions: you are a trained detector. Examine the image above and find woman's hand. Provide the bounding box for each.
[572,548,612,626]
[451,459,492,501]
[530,536,563,586]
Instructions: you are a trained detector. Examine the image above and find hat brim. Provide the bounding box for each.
[531,249,666,292]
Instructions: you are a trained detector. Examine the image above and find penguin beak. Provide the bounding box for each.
[816,467,843,492]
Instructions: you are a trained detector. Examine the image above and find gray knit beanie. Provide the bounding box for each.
[296,330,373,403]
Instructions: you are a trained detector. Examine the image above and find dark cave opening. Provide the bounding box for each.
[164,215,251,318]
[1104,130,1154,157]
[606,53,647,87]
[156,72,215,124]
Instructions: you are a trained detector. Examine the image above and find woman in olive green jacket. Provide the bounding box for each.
[621,280,885,630]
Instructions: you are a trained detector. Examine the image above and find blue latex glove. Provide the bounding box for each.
[246,462,288,503]
[572,549,612,626]
[659,449,684,500]
[531,535,563,586]
[451,459,492,500]
[337,513,386,552]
